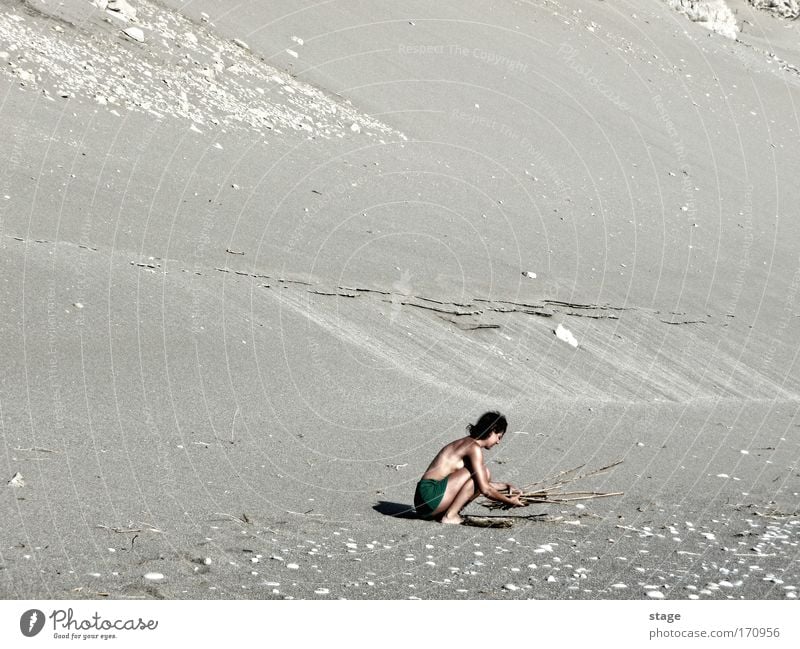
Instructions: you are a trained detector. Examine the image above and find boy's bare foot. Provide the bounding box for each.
[440,514,463,525]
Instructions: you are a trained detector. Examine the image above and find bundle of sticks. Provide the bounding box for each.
[481,459,624,509]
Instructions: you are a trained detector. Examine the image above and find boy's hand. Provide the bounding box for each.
[509,495,525,507]
[508,486,523,497]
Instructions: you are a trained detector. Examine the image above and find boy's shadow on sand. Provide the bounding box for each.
[373,501,419,519]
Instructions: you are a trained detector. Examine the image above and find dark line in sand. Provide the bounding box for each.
[386,300,482,316]
[308,290,358,298]
[659,320,708,325]
[339,286,391,295]
[564,311,620,320]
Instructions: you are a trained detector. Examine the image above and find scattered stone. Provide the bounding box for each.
[8,472,25,488]
[144,572,164,581]
[750,1,800,20]
[503,583,519,591]
[122,27,145,43]
[555,323,579,348]
[647,590,665,599]
[664,0,740,40]
[108,0,137,22]
[233,38,250,51]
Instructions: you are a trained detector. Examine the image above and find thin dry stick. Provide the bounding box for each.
[481,460,624,510]
[231,407,238,443]
[14,447,58,454]
[522,459,624,492]
[211,512,249,525]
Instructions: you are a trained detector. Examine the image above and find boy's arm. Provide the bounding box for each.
[467,448,523,507]
[491,481,523,495]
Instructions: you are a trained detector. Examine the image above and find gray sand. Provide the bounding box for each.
[1,0,798,599]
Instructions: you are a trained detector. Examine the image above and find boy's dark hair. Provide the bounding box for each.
[467,411,508,440]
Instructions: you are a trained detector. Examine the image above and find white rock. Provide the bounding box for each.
[287,563,299,570]
[122,27,145,43]
[233,39,250,51]
[555,323,579,347]
[144,572,164,581]
[8,472,25,488]
[522,271,537,279]
[108,0,137,21]
[503,583,519,591]
[350,123,361,133]
[647,590,664,599]
[546,575,557,582]
[315,588,330,594]
[286,49,299,58]
[665,0,739,40]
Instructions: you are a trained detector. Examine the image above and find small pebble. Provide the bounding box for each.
[122,27,145,43]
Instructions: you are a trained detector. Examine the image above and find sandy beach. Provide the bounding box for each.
[1,0,798,600]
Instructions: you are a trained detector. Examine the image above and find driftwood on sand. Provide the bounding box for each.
[480,460,624,510]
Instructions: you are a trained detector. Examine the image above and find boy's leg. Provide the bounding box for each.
[435,466,491,525]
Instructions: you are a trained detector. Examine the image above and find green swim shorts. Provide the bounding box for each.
[414,477,449,519]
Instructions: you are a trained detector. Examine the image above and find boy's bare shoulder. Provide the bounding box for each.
[452,436,480,457]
